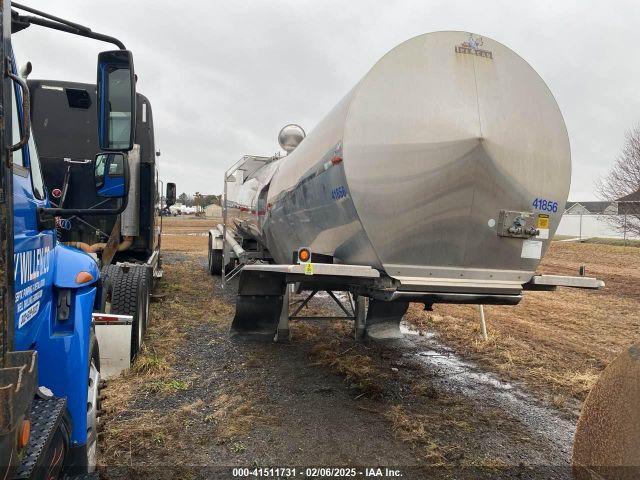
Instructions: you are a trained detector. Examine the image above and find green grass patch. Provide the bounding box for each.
[553,236,640,247]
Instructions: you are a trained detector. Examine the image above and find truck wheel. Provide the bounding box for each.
[225,260,235,275]
[108,266,150,360]
[99,264,120,310]
[126,280,149,360]
[138,267,152,332]
[208,245,223,275]
[40,411,71,478]
[86,327,100,471]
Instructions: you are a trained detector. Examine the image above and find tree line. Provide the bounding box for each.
[176,193,222,207]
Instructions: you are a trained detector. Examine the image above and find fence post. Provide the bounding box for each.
[579,214,583,240]
[478,305,488,341]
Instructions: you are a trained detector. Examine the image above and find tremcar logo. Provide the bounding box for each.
[455,34,493,59]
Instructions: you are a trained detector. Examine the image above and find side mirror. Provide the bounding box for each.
[97,50,136,151]
[166,182,176,207]
[94,153,129,198]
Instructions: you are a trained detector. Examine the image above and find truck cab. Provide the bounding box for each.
[27,79,174,364]
[0,2,138,477]
[9,48,101,475]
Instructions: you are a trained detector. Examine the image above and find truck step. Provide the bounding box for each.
[14,397,67,479]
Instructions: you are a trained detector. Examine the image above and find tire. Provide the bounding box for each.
[133,280,150,358]
[208,242,223,276]
[99,264,120,310]
[39,411,71,478]
[86,328,100,472]
[103,265,150,360]
[225,260,235,275]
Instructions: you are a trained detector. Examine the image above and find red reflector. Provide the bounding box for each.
[93,314,120,323]
[331,156,343,165]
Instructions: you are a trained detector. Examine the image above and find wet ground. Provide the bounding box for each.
[99,248,580,479]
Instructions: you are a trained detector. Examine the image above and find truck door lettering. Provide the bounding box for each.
[14,246,51,285]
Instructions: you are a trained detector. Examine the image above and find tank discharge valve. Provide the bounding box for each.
[497,210,540,239]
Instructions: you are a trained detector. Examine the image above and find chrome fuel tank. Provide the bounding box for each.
[231,32,571,292]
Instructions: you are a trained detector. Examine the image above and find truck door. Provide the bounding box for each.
[10,57,56,353]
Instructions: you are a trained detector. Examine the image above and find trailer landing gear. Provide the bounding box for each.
[230,268,408,342]
[363,300,408,341]
[230,270,286,341]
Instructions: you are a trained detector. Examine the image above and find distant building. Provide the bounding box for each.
[564,201,618,215]
[205,203,222,218]
[617,190,640,215]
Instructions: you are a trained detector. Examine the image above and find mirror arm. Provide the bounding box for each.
[38,197,129,218]
[13,13,126,50]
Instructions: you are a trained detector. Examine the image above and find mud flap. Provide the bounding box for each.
[230,270,286,341]
[573,344,640,480]
[364,299,408,341]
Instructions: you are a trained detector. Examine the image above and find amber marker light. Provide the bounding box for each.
[298,248,311,263]
[75,271,94,284]
[18,419,30,449]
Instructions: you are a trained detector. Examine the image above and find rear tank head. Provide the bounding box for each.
[278,124,306,154]
[265,31,571,288]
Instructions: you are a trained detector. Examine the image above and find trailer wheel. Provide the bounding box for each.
[86,327,100,471]
[208,245,223,275]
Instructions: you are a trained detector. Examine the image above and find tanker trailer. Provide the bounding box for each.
[209,31,603,341]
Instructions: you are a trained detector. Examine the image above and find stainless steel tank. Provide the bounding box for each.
[229,31,570,294]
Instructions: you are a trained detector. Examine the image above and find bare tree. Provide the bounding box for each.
[597,125,640,236]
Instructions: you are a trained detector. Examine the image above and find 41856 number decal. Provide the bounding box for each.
[532,198,558,213]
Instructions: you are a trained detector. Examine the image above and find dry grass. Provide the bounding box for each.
[162,216,220,230]
[292,319,497,466]
[101,400,207,465]
[99,254,235,466]
[160,216,220,252]
[161,234,208,252]
[293,320,387,397]
[205,387,271,443]
[582,237,640,248]
[386,405,467,466]
[406,241,640,403]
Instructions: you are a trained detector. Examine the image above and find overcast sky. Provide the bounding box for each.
[12,0,640,200]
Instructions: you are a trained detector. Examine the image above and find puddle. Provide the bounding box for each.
[407,336,576,461]
[399,322,436,338]
[416,350,515,391]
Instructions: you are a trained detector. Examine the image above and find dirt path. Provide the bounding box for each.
[99,249,576,479]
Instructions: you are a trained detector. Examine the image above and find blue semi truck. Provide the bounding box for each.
[0,2,139,477]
